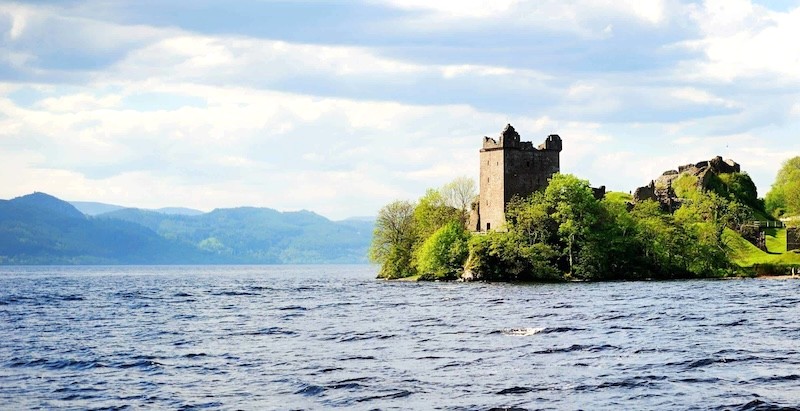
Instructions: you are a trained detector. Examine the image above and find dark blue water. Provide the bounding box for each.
[2,265,800,410]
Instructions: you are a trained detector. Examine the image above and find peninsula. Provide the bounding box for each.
[370,124,800,281]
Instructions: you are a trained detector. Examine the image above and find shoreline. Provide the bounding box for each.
[755,274,800,280]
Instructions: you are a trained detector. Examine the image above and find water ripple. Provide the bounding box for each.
[3,266,800,409]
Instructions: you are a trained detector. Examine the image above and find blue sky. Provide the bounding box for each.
[1,0,799,219]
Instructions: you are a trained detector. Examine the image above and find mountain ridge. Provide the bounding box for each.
[1,192,373,265]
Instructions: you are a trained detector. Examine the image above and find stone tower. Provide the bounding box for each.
[469,124,562,231]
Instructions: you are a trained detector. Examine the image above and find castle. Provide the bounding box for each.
[469,124,562,231]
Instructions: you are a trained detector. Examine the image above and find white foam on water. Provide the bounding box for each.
[502,327,545,336]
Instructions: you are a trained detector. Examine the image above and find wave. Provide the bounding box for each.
[496,386,539,395]
[493,326,585,337]
[355,390,412,403]
[8,357,104,371]
[716,399,800,411]
[497,328,545,336]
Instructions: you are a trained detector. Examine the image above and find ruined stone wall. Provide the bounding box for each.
[633,155,741,212]
[788,227,800,252]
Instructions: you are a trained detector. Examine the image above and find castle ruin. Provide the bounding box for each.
[632,156,742,213]
[469,124,562,231]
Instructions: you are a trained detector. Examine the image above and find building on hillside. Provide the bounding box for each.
[468,124,561,232]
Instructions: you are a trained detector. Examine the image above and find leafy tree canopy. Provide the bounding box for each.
[765,156,800,217]
[370,200,417,279]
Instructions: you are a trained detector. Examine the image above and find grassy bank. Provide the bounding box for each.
[724,227,800,271]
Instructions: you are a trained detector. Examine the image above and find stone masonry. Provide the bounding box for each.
[469,124,561,231]
[632,155,740,213]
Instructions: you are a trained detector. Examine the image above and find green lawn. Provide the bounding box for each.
[764,228,786,253]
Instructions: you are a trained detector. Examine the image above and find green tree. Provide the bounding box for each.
[581,197,645,280]
[717,172,761,210]
[505,192,557,245]
[413,189,462,241]
[465,231,560,282]
[415,221,470,280]
[631,200,689,277]
[369,200,417,279]
[765,157,800,217]
[543,174,602,276]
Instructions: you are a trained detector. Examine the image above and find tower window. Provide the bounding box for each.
[487,223,491,231]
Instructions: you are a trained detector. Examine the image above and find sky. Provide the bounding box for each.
[1,0,799,220]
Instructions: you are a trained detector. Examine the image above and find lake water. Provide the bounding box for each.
[1,265,800,410]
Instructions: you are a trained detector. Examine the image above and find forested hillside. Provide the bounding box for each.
[98,207,373,264]
[0,192,373,265]
[0,193,212,264]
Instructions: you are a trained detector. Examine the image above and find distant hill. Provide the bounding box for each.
[0,193,214,264]
[98,206,373,264]
[69,201,127,216]
[339,216,376,223]
[70,201,204,216]
[1,192,373,265]
[153,207,205,216]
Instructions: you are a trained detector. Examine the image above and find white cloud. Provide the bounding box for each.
[680,0,800,82]
[6,5,28,39]
[374,0,670,36]
[1,0,799,219]
[109,35,425,86]
[36,93,122,112]
[376,0,520,18]
[669,87,737,108]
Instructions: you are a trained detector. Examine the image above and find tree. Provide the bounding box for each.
[441,176,477,217]
[465,231,560,282]
[369,200,417,279]
[765,156,800,217]
[631,200,688,277]
[543,174,601,276]
[415,221,470,280]
[505,192,557,245]
[413,189,462,241]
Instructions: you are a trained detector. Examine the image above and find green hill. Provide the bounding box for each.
[97,206,373,264]
[630,157,800,273]
[0,193,214,264]
[724,227,800,268]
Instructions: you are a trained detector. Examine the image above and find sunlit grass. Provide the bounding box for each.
[604,191,632,204]
[724,228,800,267]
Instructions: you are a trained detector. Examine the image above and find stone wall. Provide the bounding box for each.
[478,144,506,231]
[788,227,800,252]
[503,145,559,204]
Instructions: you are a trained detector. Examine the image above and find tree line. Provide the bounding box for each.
[765,157,800,218]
